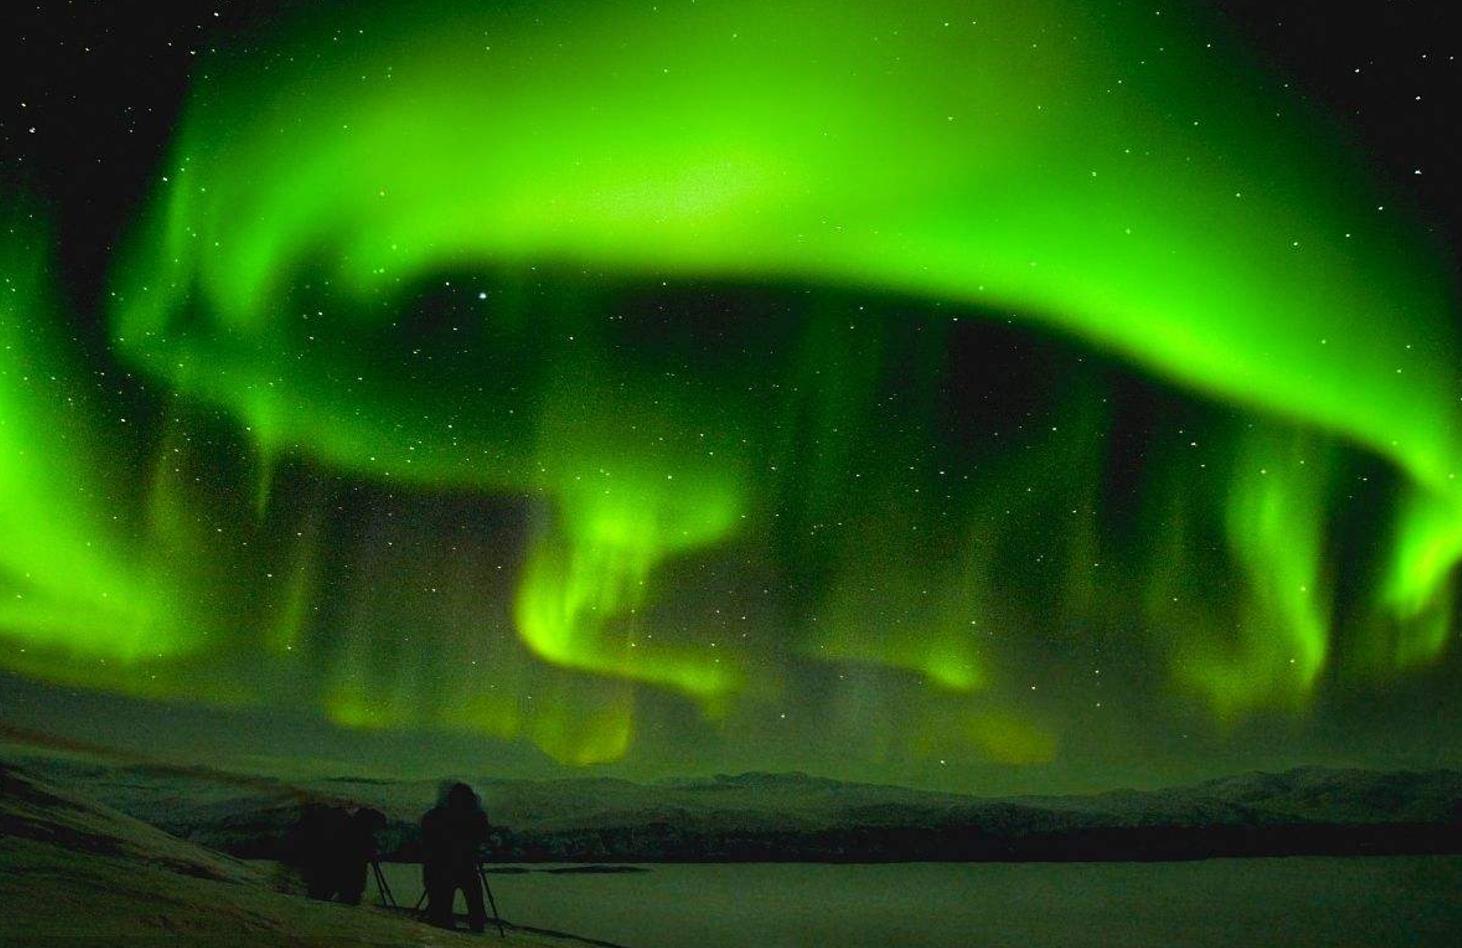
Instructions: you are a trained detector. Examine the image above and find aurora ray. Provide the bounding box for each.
[1,0,1458,778]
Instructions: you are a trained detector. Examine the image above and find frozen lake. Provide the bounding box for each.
[378,856,1462,946]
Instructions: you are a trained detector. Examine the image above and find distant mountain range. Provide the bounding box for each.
[4,745,1460,863]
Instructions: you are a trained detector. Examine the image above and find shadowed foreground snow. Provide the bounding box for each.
[0,761,605,945]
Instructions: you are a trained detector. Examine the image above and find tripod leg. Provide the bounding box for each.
[378,862,398,908]
[478,864,507,939]
[370,861,392,908]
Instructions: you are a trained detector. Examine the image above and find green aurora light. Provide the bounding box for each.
[2,0,1459,779]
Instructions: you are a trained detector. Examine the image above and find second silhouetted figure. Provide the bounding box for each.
[420,782,491,932]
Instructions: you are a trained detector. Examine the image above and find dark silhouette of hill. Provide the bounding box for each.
[5,746,1460,863]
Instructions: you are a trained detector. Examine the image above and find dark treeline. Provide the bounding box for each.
[468,820,1462,863]
[207,809,1462,864]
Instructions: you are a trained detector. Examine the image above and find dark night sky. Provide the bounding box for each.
[1,1,1459,794]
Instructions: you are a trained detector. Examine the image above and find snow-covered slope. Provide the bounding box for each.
[0,761,605,944]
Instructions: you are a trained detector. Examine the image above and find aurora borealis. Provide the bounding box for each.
[2,0,1459,791]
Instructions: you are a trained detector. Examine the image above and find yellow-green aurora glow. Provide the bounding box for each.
[2,0,1459,781]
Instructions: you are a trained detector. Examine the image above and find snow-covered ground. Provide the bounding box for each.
[0,760,610,945]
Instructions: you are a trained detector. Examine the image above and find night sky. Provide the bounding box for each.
[2,0,1459,794]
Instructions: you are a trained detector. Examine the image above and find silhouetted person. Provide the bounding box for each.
[421,782,491,932]
[293,803,387,904]
[295,803,351,901]
[336,807,388,905]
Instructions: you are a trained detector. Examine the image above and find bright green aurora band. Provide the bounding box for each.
[2,0,1458,778]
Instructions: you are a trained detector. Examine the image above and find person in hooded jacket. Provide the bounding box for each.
[336,807,388,905]
[420,782,491,931]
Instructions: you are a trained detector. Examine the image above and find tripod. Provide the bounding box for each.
[478,861,508,939]
[370,859,398,908]
[409,859,507,938]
